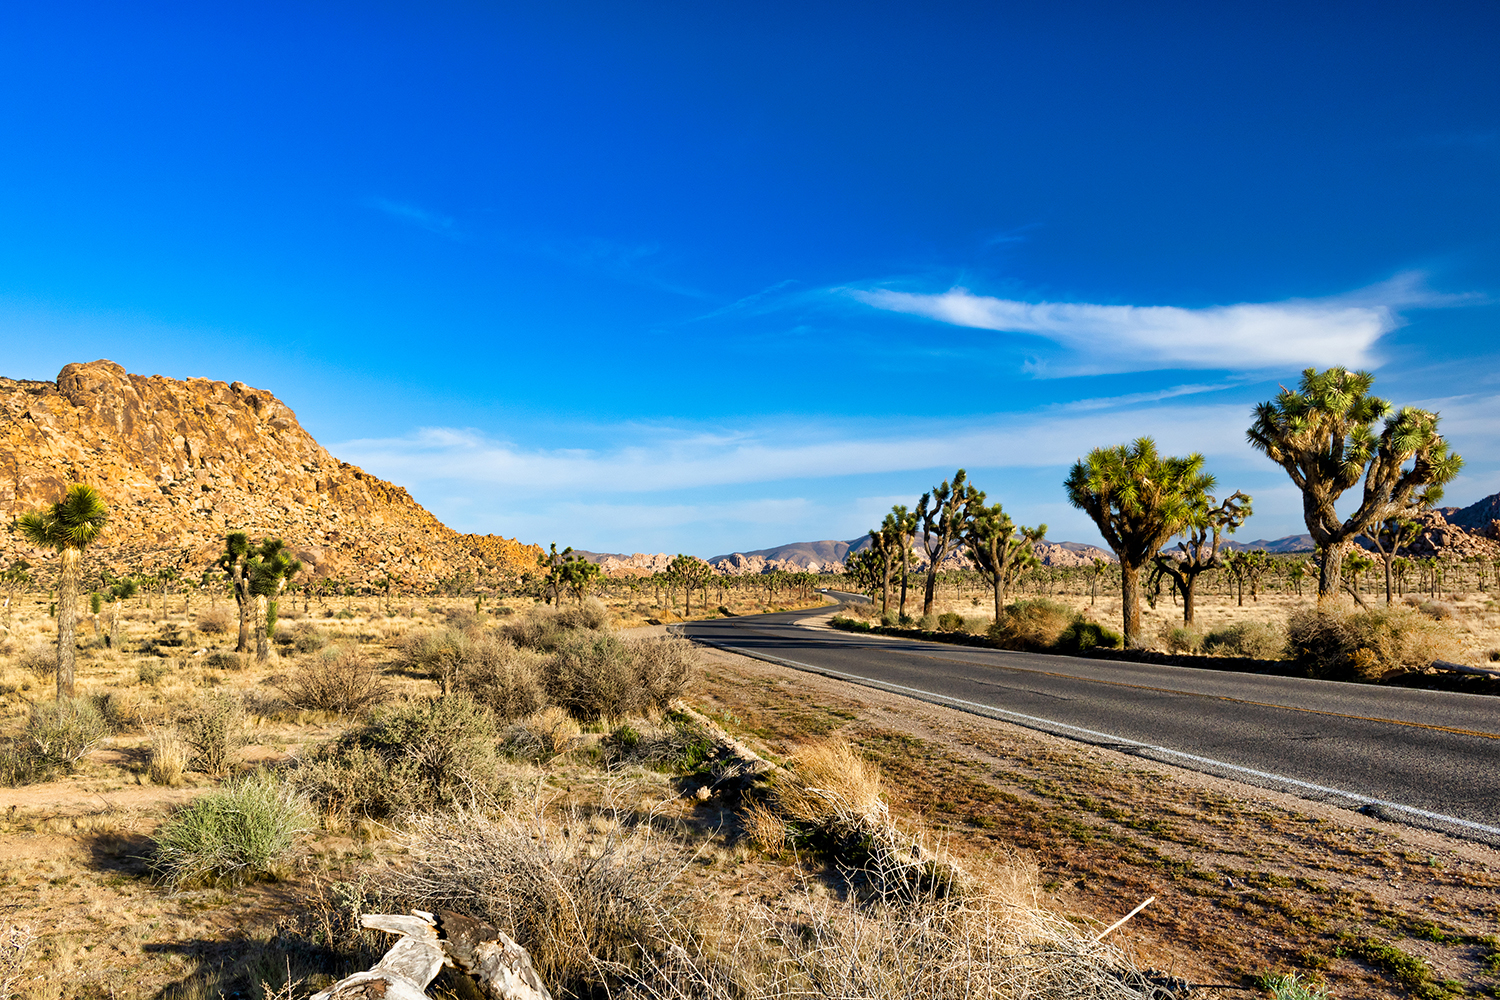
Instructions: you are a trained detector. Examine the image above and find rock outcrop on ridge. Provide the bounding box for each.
[0,360,539,591]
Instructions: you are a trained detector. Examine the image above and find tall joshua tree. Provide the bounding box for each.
[18,483,110,698]
[1065,439,1213,646]
[915,469,980,618]
[248,539,302,664]
[1248,367,1462,603]
[1152,491,1251,626]
[883,505,918,621]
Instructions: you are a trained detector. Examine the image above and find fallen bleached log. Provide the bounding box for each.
[309,910,552,1000]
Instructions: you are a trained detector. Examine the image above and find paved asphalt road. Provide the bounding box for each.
[681,604,1500,844]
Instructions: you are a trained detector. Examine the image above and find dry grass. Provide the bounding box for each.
[147,726,189,787]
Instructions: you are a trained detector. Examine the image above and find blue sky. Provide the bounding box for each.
[2,1,1498,556]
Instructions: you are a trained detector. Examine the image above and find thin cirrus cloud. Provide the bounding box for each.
[844,279,1456,373]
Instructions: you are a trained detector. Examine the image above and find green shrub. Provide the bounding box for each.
[293,695,504,820]
[149,772,311,888]
[1053,619,1123,654]
[916,613,939,631]
[879,611,899,627]
[276,645,389,715]
[1159,625,1201,653]
[137,659,169,685]
[179,694,246,777]
[1287,606,1461,680]
[1202,621,1284,659]
[501,603,608,653]
[936,612,965,632]
[25,697,107,775]
[987,599,1077,651]
[204,649,245,671]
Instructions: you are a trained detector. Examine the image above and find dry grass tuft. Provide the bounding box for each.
[147,726,189,787]
[502,705,582,762]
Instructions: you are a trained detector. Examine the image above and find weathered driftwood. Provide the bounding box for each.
[308,910,552,1000]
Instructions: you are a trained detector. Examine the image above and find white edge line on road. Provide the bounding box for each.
[691,634,1500,840]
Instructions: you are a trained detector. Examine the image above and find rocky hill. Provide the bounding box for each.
[0,360,540,592]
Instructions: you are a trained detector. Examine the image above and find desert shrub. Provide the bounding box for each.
[500,706,583,762]
[179,694,247,777]
[292,695,504,820]
[400,627,480,693]
[937,611,965,632]
[545,632,641,721]
[987,599,1078,651]
[555,599,611,631]
[1416,599,1459,621]
[17,644,56,680]
[768,740,958,898]
[1287,606,1461,681]
[25,698,107,776]
[601,716,714,772]
[389,809,694,998]
[1159,625,1202,653]
[147,727,189,786]
[276,645,389,715]
[291,622,330,654]
[453,639,547,721]
[137,659,169,685]
[1203,621,1285,659]
[629,635,697,712]
[916,613,939,631]
[89,690,142,732]
[1052,619,1123,654]
[442,606,482,630]
[879,610,899,627]
[197,607,234,635]
[204,649,246,671]
[149,772,311,888]
[501,604,606,653]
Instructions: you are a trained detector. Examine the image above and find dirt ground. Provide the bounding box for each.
[0,590,1496,999]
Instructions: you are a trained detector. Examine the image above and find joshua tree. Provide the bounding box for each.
[1153,491,1250,626]
[1363,517,1421,605]
[864,529,894,615]
[1,559,31,631]
[667,555,713,617]
[219,533,255,652]
[1248,367,1462,603]
[561,554,603,605]
[882,507,918,621]
[18,484,110,699]
[1341,549,1375,607]
[248,538,302,664]
[964,500,1045,622]
[915,470,981,618]
[1065,438,1213,646]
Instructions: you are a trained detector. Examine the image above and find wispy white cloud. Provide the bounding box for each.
[333,404,1256,497]
[367,197,459,237]
[844,272,1474,374]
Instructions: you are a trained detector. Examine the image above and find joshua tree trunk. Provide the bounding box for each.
[1119,560,1143,647]
[1317,540,1348,605]
[922,571,939,619]
[56,548,79,699]
[255,594,273,663]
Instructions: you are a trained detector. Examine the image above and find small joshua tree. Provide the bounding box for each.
[18,484,110,698]
[1248,367,1462,603]
[218,533,255,652]
[964,500,1045,622]
[667,555,713,617]
[248,539,302,664]
[1152,491,1249,626]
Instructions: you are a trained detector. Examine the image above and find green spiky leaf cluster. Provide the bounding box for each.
[16,483,109,552]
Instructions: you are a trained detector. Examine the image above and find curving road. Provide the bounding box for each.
[681,605,1500,844]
